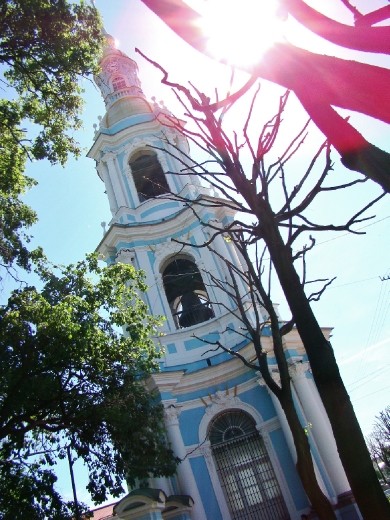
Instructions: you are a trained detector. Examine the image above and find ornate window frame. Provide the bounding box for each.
[197,393,295,519]
[111,75,127,92]
[157,248,214,330]
[123,138,173,206]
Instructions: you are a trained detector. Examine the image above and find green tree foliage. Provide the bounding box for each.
[0,255,177,516]
[0,461,78,520]
[0,0,103,276]
[0,104,38,273]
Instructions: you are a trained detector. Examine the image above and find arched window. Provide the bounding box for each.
[162,257,214,328]
[129,151,170,202]
[112,75,127,91]
[209,411,290,520]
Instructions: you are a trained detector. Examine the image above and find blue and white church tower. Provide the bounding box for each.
[88,34,358,520]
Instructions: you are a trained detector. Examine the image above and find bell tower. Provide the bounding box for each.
[88,33,355,520]
[89,33,248,369]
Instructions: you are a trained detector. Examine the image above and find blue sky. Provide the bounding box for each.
[14,0,390,505]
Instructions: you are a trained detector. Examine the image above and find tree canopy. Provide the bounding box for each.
[0,255,177,517]
[0,0,103,277]
[0,4,179,514]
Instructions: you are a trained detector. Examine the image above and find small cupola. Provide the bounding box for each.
[95,30,152,126]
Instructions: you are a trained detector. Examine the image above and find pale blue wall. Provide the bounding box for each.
[270,428,309,510]
[190,457,223,520]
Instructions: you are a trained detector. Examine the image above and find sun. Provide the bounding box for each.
[196,0,285,68]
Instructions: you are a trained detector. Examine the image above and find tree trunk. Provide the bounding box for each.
[257,198,390,519]
[278,387,337,519]
[242,247,336,518]
[341,143,390,194]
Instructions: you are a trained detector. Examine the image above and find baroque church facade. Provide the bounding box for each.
[88,33,360,520]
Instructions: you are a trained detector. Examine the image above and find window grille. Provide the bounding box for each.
[209,411,290,520]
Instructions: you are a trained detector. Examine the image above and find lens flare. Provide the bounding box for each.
[198,0,284,68]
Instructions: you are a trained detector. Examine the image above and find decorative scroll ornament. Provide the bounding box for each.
[204,390,241,416]
[153,241,196,272]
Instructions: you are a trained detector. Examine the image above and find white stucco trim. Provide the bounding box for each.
[196,392,298,520]
[198,392,265,441]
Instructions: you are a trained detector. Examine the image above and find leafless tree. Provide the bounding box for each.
[141,0,390,193]
[199,232,337,518]
[140,54,389,518]
[367,406,390,484]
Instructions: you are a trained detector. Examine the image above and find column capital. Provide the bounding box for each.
[256,370,281,389]
[102,151,116,164]
[163,401,182,426]
[288,359,310,379]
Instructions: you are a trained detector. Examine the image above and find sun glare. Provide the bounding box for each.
[197,0,284,68]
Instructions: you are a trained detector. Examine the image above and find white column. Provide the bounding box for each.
[200,226,249,318]
[163,401,207,520]
[154,272,176,332]
[97,162,117,215]
[289,361,350,496]
[257,375,329,497]
[103,152,127,208]
[129,249,168,320]
[258,376,296,462]
[214,231,248,302]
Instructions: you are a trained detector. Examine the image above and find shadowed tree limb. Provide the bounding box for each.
[282,0,390,52]
[140,0,390,193]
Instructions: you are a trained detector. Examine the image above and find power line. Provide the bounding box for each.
[355,270,390,383]
[328,275,381,290]
[348,365,390,392]
[316,215,390,246]
[351,384,390,403]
